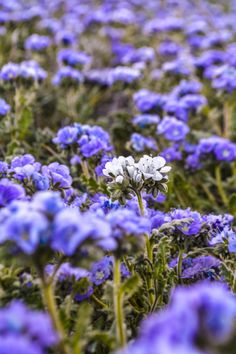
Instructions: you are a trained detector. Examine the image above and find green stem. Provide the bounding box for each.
[215,165,228,206]
[136,190,145,216]
[113,258,126,348]
[91,294,108,309]
[81,160,90,179]
[41,279,68,354]
[177,249,184,283]
[223,101,232,139]
[136,191,154,308]
[233,271,236,293]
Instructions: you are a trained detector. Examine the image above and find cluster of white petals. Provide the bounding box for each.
[103,155,171,185]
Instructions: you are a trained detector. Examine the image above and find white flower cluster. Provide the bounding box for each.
[103,155,171,187]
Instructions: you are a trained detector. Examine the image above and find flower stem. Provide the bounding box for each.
[113,258,126,348]
[223,101,232,139]
[215,165,228,206]
[81,160,90,179]
[41,279,68,354]
[136,191,154,308]
[136,190,145,216]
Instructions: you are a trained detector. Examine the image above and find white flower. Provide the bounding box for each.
[103,154,171,190]
[115,175,124,184]
[103,156,136,182]
[136,155,171,181]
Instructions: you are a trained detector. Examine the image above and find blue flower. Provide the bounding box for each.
[131,133,157,152]
[0,98,10,116]
[1,208,49,254]
[0,179,25,207]
[157,117,189,142]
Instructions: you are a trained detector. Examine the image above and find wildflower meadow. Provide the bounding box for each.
[0,0,236,353]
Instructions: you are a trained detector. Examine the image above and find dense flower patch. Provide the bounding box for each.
[0,0,236,353]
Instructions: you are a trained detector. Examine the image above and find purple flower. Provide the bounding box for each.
[53,124,81,148]
[90,256,113,285]
[120,282,236,354]
[0,62,19,81]
[171,80,202,97]
[51,209,111,255]
[131,133,157,152]
[160,145,182,162]
[133,89,167,113]
[1,207,49,254]
[24,34,51,51]
[169,208,203,236]
[0,179,25,207]
[57,49,92,67]
[78,125,112,158]
[0,98,10,115]
[106,209,150,241]
[158,40,181,57]
[110,66,141,84]
[42,162,72,188]
[52,66,83,86]
[0,301,57,353]
[212,65,236,93]
[132,114,160,128]
[214,142,236,161]
[181,256,220,279]
[10,154,41,181]
[32,191,64,216]
[157,117,189,142]
[32,172,50,191]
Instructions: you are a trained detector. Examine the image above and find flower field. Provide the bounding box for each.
[1,0,236,353]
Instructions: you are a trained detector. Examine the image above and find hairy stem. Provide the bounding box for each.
[215,165,228,206]
[41,278,68,354]
[113,258,126,348]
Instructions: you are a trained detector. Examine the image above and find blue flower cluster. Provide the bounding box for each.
[0,301,58,354]
[120,282,236,354]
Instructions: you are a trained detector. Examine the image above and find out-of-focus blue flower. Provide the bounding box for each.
[52,66,83,86]
[0,301,57,353]
[90,256,113,285]
[119,282,236,354]
[171,80,202,97]
[157,117,189,141]
[110,66,141,84]
[132,114,160,128]
[106,209,150,241]
[194,50,226,69]
[0,98,10,115]
[158,40,181,57]
[212,65,236,93]
[57,49,92,67]
[1,206,49,254]
[32,191,64,216]
[24,34,51,51]
[0,179,25,207]
[52,208,112,255]
[228,230,236,253]
[160,145,182,162]
[55,30,76,46]
[0,62,19,81]
[131,133,157,152]
[133,89,167,113]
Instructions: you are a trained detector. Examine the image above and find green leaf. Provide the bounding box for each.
[120,274,141,299]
